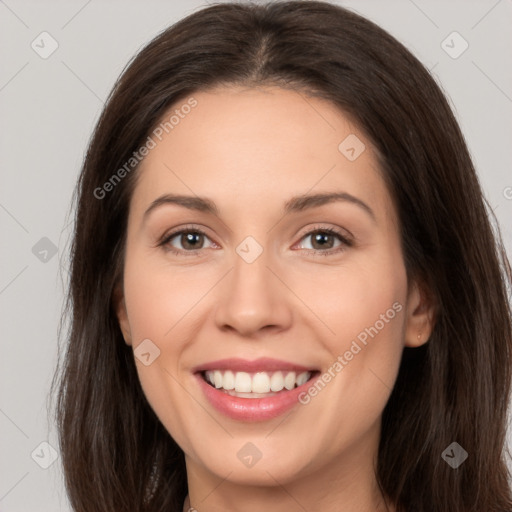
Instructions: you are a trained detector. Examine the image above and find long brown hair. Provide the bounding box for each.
[50,1,512,510]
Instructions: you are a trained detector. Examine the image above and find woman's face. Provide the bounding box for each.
[116,86,430,495]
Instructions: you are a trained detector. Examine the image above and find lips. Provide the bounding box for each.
[192,357,321,421]
[191,357,318,374]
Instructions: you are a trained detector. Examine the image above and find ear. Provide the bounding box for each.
[112,283,133,346]
[404,277,436,347]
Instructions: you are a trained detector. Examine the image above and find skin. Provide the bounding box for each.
[115,86,434,512]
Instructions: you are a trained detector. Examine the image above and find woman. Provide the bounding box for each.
[52,1,512,511]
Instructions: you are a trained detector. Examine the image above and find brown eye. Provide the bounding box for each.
[160,227,215,255]
[176,231,205,250]
[309,231,337,250]
[295,227,352,256]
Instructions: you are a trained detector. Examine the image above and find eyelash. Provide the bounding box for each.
[158,224,353,257]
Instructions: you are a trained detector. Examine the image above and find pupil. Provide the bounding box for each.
[314,232,333,249]
[183,232,202,249]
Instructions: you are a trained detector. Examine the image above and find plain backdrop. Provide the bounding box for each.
[1,0,511,510]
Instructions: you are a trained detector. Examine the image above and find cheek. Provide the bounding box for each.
[292,253,406,346]
[122,250,206,448]
[122,246,211,346]
[295,246,407,394]
[297,264,406,451]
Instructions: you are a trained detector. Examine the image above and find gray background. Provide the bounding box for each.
[1,0,511,510]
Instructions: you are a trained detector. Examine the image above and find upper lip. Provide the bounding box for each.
[192,357,318,374]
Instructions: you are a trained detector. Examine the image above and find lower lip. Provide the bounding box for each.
[194,372,319,422]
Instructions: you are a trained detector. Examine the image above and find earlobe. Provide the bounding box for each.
[404,278,436,348]
[112,284,133,346]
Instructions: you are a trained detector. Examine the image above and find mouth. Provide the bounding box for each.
[198,369,320,398]
[192,357,322,420]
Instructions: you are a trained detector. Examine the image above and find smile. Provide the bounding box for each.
[202,370,313,396]
[192,357,321,421]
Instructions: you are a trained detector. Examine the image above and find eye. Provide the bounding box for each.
[159,225,216,256]
[294,226,352,256]
[158,224,353,257]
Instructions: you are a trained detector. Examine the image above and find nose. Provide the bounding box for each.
[213,246,293,338]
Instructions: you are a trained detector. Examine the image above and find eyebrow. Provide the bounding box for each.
[143,191,376,223]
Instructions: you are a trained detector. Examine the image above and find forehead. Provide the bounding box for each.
[130,86,395,225]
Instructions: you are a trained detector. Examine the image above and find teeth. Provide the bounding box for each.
[284,372,295,390]
[223,370,235,390]
[296,371,309,386]
[270,371,284,392]
[235,371,252,392]
[204,370,312,393]
[214,371,223,389]
[252,372,270,393]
